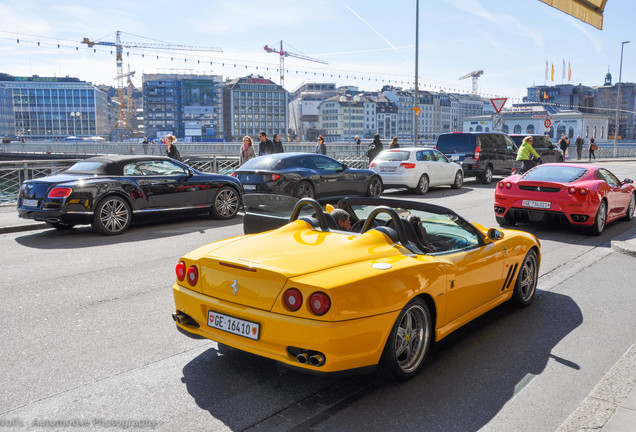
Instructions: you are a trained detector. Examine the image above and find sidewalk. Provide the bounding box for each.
[2,202,635,431]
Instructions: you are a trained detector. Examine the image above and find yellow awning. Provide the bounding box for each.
[539,0,608,29]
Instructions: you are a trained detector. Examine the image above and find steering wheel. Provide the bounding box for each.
[351,218,377,233]
[452,237,470,249]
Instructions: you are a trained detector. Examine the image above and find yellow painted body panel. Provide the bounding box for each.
[173,219,541,373]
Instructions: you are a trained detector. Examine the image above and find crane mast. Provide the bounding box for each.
[264,41,328,88]
[458,70,484,95]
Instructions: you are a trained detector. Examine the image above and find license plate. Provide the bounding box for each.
[522,200,551,209]
[243,184,256,191]
[22,199,39,207]
[380,167,396,172]
[451,155,460,161]
[208,310,260,340]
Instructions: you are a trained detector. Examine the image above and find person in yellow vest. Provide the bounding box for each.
[516,136,541,173]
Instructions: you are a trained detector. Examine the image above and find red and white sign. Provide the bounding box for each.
[544,118,552,128]
[490,98,507,114]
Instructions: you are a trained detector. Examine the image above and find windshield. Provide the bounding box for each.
[523,165,587,182]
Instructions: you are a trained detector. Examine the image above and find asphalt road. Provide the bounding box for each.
[1,161,635,431]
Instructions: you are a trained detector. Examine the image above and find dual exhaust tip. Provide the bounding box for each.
[296,351,326,367]
[571,214,588,222]
[172,311,199,328]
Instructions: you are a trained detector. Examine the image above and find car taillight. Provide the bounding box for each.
[505,182,512,189]
[399,163,416,169]
[568,187,577,194]
[186,265,198,286]
[48,187,72,198]
[283,288,303,311]
[175,261,186,281]
[498,182,504,188]
[474,146,480,161]
[309,292,331,316]
[231,172,237,177]
[578,187,588,196]
[369,162,376,168]
[271,174,280,181]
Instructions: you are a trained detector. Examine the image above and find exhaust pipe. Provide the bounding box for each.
[309,353,325,366]
[172,312,198,327]
[296,353,309,364]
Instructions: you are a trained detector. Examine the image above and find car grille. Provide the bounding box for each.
[518,185,561,193]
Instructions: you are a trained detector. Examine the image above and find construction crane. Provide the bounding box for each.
[459,70,484,95]
[82,31,222,138]
[264,41,328,88]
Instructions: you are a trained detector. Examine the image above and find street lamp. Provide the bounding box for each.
[70,112,82,156]
[613,40,629,158]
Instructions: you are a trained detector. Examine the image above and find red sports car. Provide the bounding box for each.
[494,163,635,235]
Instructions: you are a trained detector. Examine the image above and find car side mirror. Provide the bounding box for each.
[486,228,504,241]
[187,168,194,177]
[623,178,634,184]
[341,163,348,170]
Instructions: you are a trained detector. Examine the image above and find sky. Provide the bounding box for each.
[0,0,634,107]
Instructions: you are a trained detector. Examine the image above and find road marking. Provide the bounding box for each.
[537,246,613,294]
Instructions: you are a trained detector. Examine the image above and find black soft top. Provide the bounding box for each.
[64,155,182,175]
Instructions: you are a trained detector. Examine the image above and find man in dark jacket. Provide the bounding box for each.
[574,135,584,160]
[258,131,274,156]
[272,133,284,153]
[367,134,383,163]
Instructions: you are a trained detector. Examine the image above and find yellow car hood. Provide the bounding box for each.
[191,221,404,311]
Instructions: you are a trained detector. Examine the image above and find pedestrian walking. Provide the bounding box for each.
[575,135,584,160]
[558,133,570,159]
[588,137,597,160]
[389,137,400,149]
[142,137,149,155]
[240,136,256,165]
[163,134,183,162]
[354,135,361,156]
[272,133,284,153]
[315,135,326,155]
[367,133,383,163]
[258,131,274,156]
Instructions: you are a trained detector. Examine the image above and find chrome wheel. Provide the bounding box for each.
[92,196,131,235]
[294,181,314,199]
[626,194,635,221]
[415,174,429,195]
[211,186,240,220]
[512,250,538,306]
[590,201,607,236]
[380,298,431,380]
[367,177,383,197]
[481,166,493,184]
[451,171,463,189]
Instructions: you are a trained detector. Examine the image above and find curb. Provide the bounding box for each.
[611,240,636,257]
[0,221,47,235]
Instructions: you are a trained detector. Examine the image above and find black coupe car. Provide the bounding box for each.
[232,152,383,200]
[17,155,243,235]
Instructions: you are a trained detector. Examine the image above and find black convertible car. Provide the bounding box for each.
[17,155,243,235]
[232,152,383,200]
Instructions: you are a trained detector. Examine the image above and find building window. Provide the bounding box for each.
[526,124,535,134]
[513,124,521,134]
[593,126,597,138]
[502,125,509,134]
[476,125,483,132]
[601,126,604,138]
[568,126,574,138]
[586,126,589,138]
[557,125,566,137]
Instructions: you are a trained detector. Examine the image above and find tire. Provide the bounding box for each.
[91,195,131,236]
[511,249,538,307]
[294,181,314,199]
[210,186,240,220]
[45,221,75,230]
[414,174,429,195]
[367,176,383,197]
[451,171,463,189]
[379,298,432,381]
[589,200,607,236]
[495,215,515,226]
[557,157,564,163]
[624,193,635,221]
[480,165,493,184]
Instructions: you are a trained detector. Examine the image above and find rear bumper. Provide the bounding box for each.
[172,283,398,374]
[494,195,595,226]
[17,207,93,225]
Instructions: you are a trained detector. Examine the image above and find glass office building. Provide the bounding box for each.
[0,86,14,139]
[0,73,109,140]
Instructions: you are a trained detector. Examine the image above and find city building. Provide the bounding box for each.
[223,75,287,141]
[318,94,367,141]
[0,86,14,139]
[288,83,339,141]
[143,72,224,141]
[0,73,109,140]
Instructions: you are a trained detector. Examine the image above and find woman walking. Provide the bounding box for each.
[240,136,256,165]
[588,137,597,161]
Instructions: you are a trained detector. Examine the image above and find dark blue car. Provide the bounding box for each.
[232,152,383,200]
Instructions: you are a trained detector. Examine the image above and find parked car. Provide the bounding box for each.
[494,163,635,235]
[17,155,243,235]
[436,132,518,184]
[172,196,540,379]
[232,152,383,200]
[369,148,463,194]
[509,134,564,163]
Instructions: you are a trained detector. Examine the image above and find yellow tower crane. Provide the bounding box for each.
[82,31,222,139]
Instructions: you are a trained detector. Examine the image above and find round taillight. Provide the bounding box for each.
[369,162,376,168]
[186,266,198,286]
[175,261,186,281]
[309,292,331,316]
[568,187,577,194]
[271,174,280,181]
[505,182,512,189]
[283,288,303,311]
[48,187,72,198]
[579,187,588,196]
[497,182,504,189]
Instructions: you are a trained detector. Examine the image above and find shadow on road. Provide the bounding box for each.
[179,290,582,431]
[13,212,244,249]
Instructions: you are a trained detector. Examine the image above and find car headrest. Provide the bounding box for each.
[323,212,338,230]
[298,217,321,229]
[372,226,399,243]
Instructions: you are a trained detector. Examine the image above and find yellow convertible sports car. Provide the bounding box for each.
[172,196,540,380]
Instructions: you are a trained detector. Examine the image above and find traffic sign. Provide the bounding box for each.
[544,118,552,128]
[490,98,507,114]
